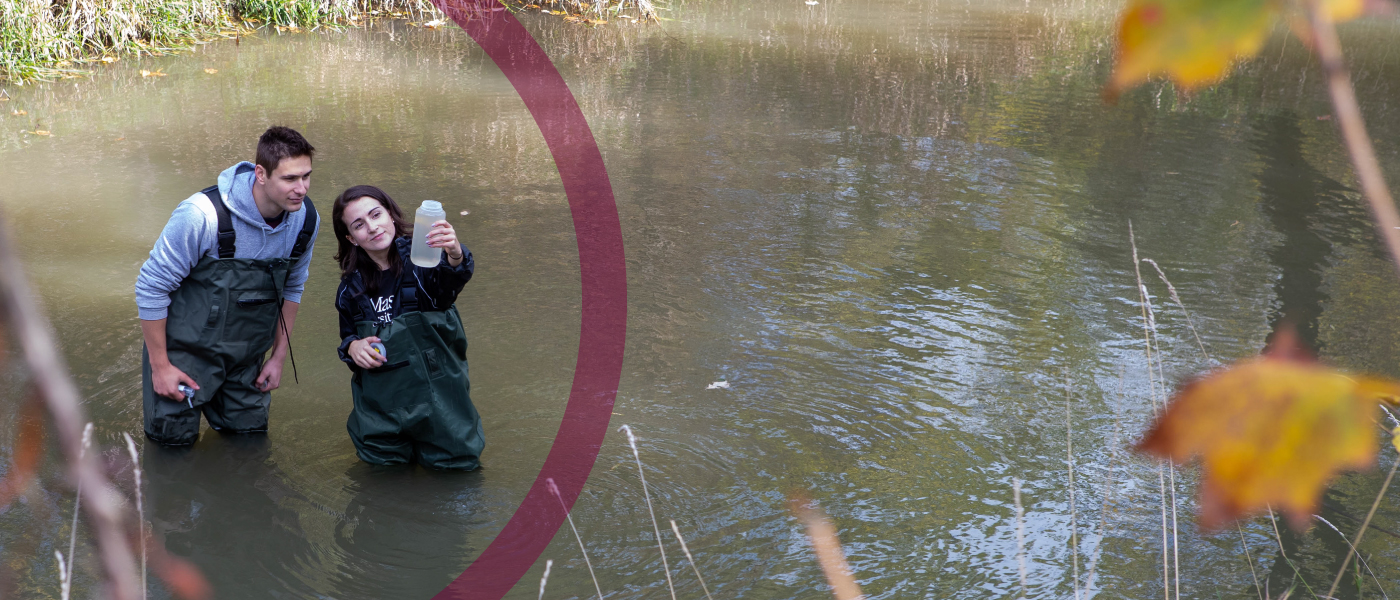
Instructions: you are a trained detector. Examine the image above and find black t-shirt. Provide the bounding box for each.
[365,269,399,325]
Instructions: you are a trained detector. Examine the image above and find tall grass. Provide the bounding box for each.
[0,0,439,82]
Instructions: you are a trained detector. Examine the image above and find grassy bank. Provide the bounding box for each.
[0,0,438,82]
[0,0,661,83]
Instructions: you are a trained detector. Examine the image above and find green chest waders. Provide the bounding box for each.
[347,282,483,470]
[143,187,317,446]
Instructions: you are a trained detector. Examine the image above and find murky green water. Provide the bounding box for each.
[2,1,1400,598]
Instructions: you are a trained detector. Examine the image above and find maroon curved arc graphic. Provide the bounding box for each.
[428,1,628,597]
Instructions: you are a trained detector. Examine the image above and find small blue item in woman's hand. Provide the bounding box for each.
[370,342,386,361]
[178,384,195,408]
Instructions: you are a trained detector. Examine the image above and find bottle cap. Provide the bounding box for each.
[420,200,443,212]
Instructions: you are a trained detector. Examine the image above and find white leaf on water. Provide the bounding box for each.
[706,381,730,389]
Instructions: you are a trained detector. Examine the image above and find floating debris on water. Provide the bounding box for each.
[706,380,730,390]
[140,69,166,77]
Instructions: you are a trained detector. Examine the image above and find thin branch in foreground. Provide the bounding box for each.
[788,496,865,600]
[0,209,141,600]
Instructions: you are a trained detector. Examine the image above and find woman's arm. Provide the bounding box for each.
[335,281,362,369]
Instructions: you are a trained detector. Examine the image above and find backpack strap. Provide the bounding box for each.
[201,185,237,259]
[399,272,420,313]
[290,197,317,261]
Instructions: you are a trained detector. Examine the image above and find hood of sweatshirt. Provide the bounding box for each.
[217,161,291,231]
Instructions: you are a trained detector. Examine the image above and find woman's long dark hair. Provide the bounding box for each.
[332,185,412,297]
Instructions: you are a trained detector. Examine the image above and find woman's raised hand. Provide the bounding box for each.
[427,220,465,264]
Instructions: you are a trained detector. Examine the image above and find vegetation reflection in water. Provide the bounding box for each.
[1,0,1400,598]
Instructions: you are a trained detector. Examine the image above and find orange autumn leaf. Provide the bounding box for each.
[1138,332,1396,530]
[0,396,45,509]
[150,544,212,600]
[1105,0,1375,102]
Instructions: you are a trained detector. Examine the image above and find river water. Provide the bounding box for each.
[2,1,1400,598]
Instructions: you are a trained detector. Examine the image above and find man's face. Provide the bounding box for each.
[256,155,313,213]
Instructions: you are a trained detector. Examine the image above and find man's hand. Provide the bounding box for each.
[348,336,385,370]
[256,356,284,392]
[142,318,199,402]
[152,362,198,402]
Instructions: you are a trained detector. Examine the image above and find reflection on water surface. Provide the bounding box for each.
[1,1,1400,598]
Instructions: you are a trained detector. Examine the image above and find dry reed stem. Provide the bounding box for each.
[62,422,93,600]
[1082,368,1125,593]
[544,478,604,600]
[1065,372,1080,600]
[789,497,865,600]
[1142,258,1269,600]
[617,425,676,600]
[1129,222,1174,600]
[1237,524,1264,600]
[538,558,553,600]
[669,520,714,600]
[123,434,146,600]
[1014,478,1028,599]
[1327,456,1400,599]
[0,209,141,599]
[1314,515,1389,598]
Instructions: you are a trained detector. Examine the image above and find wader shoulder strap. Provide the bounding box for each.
[290,197,317,261]
[201,185,237,259]
[400,272,420,313]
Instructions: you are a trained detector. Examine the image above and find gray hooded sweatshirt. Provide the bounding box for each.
[135,162,320,320]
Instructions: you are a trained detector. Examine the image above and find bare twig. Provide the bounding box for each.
[789,496,865,600]
[0,210,141,599]
[618,425,677,600]
[1328,456,1400,599]
[1304,0,1400,282]
[670,520,714,600]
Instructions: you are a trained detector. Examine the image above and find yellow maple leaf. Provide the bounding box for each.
[1138,330,1397,530]
[1107,0,1377,102]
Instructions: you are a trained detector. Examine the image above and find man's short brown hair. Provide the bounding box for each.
[255,126,315,174]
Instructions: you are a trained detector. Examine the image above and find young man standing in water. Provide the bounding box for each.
[135,126,320,445]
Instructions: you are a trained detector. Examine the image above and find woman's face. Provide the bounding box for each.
[341,196,396,254]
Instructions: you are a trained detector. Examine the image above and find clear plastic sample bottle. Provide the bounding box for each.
[411,200,446,267]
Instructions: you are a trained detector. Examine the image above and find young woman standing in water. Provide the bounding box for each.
[332,184,483,469]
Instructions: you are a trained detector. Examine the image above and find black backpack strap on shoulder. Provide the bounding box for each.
[201,185,236,259]
[290,197,317,261]
[400,271,420,313]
